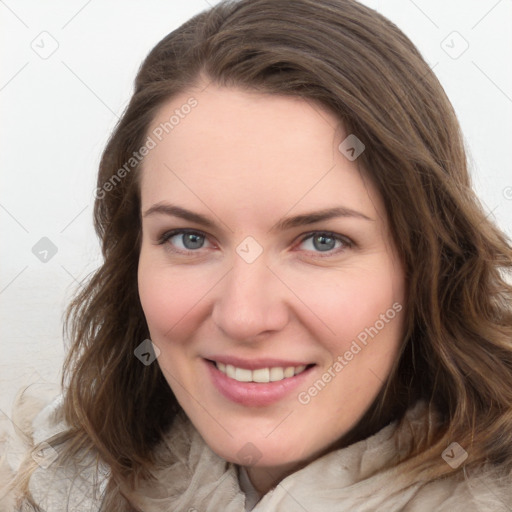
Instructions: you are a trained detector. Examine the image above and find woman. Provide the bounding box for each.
[2,0,512,510]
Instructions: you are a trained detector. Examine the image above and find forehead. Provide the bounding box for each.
[139,84,383,224]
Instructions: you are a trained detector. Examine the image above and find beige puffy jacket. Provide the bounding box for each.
[1,388,511,511]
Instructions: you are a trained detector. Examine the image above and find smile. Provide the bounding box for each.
[214,361,308,383]
[205,358,316,407]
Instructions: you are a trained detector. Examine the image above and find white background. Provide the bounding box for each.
[1,0,511,423]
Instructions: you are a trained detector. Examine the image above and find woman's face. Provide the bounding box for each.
[138,83,406,487]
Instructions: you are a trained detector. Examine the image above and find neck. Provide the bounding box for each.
[245,458,311,495]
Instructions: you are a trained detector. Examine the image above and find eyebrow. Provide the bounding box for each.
[142,202,374,232]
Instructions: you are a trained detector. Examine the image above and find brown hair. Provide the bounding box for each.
[14,0,512,508]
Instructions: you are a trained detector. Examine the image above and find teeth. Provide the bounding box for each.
[283,367,295,378]
[252,368,270,383]
[215,362,308,383]
[269,367,284,381]
[226,364,236,379]
[235,367,252,382]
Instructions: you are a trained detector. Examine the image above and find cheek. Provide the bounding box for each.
[137,265,206,385]
[287,260,405,354]
[137,257,202,338]
[295,269,405,424]
[343,273,402,338]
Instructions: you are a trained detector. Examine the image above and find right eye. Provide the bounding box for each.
[157,229,214,253]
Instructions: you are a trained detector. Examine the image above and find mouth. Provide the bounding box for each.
[209,360,312,383]
[204,358,316,407]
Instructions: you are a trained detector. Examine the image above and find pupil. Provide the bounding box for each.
[184,233,203,249]
[313,235,335,251]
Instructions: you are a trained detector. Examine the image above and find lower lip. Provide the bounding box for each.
[204,359,315,407]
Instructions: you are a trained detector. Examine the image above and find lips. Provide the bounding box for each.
[204,357,316,407]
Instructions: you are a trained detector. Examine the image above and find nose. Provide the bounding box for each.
[211,253,290,343]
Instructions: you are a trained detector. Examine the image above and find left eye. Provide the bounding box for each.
[298,232,349,253]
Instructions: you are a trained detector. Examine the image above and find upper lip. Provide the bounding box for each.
[205,356,314,370]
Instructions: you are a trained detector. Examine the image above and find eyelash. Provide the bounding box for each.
[156,229,353,257]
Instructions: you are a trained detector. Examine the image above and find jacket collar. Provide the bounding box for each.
[26,398,510,511]
[129,400,430,511]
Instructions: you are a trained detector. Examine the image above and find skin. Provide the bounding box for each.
[137,82,406,495]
